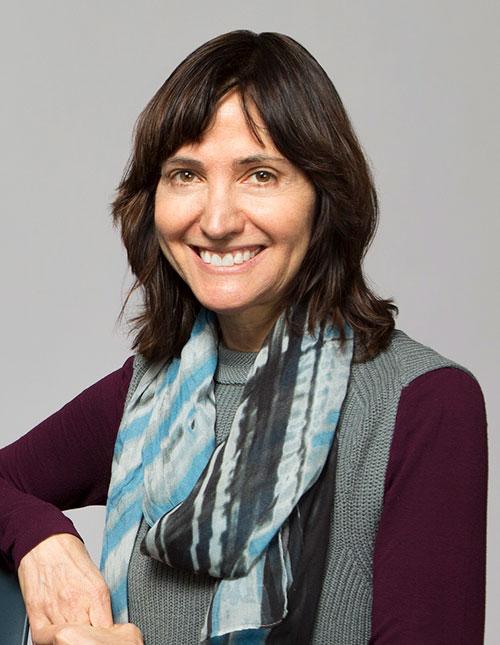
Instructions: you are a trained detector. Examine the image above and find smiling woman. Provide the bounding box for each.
[112,29,391,365]
[0,29,487,645]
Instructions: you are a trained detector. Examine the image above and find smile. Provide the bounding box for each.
[195,246,264,267]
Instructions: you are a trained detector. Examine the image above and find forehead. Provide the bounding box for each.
[173,90,278,158]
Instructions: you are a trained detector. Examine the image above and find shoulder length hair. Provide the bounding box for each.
[112,29,398,364]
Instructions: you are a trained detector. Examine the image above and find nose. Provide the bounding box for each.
[198,183,244,240]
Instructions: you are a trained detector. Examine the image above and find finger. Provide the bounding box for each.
[61,605,91,627]
[46,624,86,645]
[33,602,67,632]
[53,586,92,626]
[88,588,114,628]
[113,623,145,644]
[30,621,62,645]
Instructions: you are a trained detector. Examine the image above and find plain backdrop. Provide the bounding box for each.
[1,1,498,641]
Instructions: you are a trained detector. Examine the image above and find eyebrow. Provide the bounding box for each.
[162,154,288,169]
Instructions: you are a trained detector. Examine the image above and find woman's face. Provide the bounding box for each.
[154,90,316,326]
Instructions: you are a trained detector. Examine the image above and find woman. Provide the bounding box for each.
[0,30,487,644]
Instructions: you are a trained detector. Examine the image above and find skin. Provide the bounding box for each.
[155,89,316,351]
[18,534,143,644]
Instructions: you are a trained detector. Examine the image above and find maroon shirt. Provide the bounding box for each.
[0,357,488,643]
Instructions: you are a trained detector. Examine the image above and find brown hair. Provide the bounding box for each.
[112,29,398,363]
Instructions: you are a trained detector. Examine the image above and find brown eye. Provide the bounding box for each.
[172,170,196,183]
[251,170,276,184]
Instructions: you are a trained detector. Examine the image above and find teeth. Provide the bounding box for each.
[198,248,260,267]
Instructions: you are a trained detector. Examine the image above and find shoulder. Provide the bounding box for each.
[387,330,485,417]
[383,341,488,495]
[352,327,480,392]
[389,328,479,386]
[390,364,487,471]
[344,328,487,446]
[398,364,485,421]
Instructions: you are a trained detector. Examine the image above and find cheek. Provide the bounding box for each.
[280,213,313,254]
[157,235,171,258]
[153,209,178,263]
[277,189,315,245]
[156,233,187,281]
[155,193,201,242]
[154,188,181,239]
[154,207,182,244]
[296,199,315,252]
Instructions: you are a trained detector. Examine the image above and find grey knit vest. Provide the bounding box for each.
[121,328,474,644]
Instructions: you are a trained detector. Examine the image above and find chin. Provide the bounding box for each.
[195,293,263,316]
[201,300,254,315]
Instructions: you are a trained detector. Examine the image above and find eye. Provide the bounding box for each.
[170,169,197,184]
[249,169,276,184]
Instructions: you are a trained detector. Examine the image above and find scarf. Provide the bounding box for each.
[100,306,354,643]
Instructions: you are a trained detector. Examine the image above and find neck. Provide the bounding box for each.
[216,306,282,352]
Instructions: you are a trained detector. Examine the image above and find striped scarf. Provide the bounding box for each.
[100,306,353,643]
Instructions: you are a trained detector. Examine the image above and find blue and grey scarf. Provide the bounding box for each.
[100,306,354,643]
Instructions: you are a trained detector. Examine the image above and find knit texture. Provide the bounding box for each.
[125,330,474,644]
[127,346,257,644]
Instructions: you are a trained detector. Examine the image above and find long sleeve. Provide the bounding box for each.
[0,356,134,571]
[370,367,488,644]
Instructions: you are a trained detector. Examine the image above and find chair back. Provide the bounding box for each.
[0,565,29,644]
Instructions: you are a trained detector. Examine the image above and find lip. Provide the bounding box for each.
[188,245,267,273]
[191,244,263,255]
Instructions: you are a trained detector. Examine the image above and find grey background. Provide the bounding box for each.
[1,0,498,641]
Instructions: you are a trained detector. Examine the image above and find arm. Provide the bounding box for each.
[0,355,134,570]
[370,367,488,644]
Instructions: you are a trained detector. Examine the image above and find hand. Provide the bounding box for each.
[17,533,114,645]
[50,623,143,644]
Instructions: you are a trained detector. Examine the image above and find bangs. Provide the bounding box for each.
[159,81,266,162]
[136,30,331,187]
